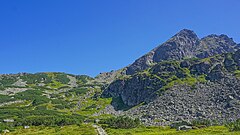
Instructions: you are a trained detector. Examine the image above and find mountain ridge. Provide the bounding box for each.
[0,29,239,128]
[94,29,239,84]
[126,29,239,75]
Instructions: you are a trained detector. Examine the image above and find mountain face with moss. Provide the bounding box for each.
[126,29,239,75]
[103,50,240,106]
[100,30,240,125]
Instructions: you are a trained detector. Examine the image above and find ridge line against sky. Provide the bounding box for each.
[0,0,240,77]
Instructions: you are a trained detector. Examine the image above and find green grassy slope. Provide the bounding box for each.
[106,126,240,135]
[8,124,96,135]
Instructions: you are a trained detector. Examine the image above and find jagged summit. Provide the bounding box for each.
[200,34,236,47]
[161,29,199,48]
[152,29,200,62]
[203,34,231,39]
[126,29,239,75]
[174,29,199,40]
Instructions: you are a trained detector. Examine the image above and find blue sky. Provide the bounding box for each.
[0,0,240,77]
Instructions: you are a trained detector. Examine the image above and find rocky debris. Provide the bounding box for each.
[95,68,127,84]
[67,75,78,87]
[124,77,240,126]
[12,79,27,87]
[74,89,96,111]
[0,88,29,95]
[93,105,123,116]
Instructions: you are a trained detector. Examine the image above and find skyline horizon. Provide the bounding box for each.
[1,28,239,77]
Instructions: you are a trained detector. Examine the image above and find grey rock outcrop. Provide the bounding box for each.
[102,29,240,113]
[103,49,240,107]
[102,73,164,106]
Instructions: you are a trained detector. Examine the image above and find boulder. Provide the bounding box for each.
[177,125,192,131]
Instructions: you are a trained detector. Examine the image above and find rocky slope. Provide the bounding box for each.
[125,75,240,124]
[101,30,240,125]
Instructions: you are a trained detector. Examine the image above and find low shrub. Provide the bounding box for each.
[100,116,140,129]
[225,119,240,131]
[191,119,212,128]
[15,115,83,127]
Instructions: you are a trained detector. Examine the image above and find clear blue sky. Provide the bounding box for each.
[1,0,240,77]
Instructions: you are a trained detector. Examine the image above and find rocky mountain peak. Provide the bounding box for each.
[126,29,199,75]
[125,29,239,75]
[174,29,199,41]
[152,29,199,62]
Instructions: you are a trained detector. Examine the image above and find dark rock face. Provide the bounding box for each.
[103,50,240,107]
[207,64,225,81]
[126,29,239,75]
[102,73,164,106]
[189,61,211,75]
[234,49,240,66]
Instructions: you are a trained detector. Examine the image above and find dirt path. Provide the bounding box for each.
[93,124,108,135]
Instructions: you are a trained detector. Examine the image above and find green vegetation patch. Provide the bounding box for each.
[226,119,240,132]
[14,89,50,106]
[0,76,17,86]
[234,70,240,78]
[0,94,15,103]
[69,87,88,95]
[15,115,84,127]
[20,73,52,84]
[54,73,70,84]
[76,75,93,85]
[8,124,96,135]
[100,116,140,129]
